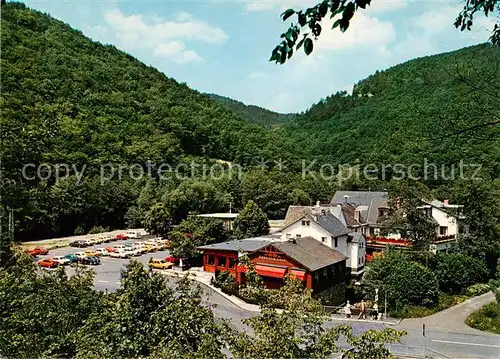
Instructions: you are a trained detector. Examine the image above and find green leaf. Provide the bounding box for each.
[296,38,305,50]
[287,48,294,59]
[332,19,341,29]
[281,9,295,21]
[298,13,307,26]
[304,38,313,56]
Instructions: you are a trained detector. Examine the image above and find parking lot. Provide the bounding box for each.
[35,235,172,292]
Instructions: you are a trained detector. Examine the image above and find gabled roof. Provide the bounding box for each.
[348,232,364,243]
[197,239,270,252]
[331,191,388,207]
[273,237,347,272]
[281,209,350,238]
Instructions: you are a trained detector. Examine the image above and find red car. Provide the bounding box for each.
[38,258,58,268]
[29,247,49,256]
[164,256,183,264]
[115,233,128,240]
[105,246,117,253]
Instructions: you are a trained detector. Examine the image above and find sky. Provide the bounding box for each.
[22,0,496,113]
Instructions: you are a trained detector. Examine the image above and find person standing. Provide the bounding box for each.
[358,299,366,319]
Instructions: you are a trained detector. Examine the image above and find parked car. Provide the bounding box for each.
[155,239,171,250]
[144,241,160,252]
[123,247,140,257]
[164,256,183,264]
[113,244,127,251]
[132,243,147,254]
[29,247,49,256]
[52,256,71,266]
[109,250,129,259]
[103,236,114,243]
[64,254,79,263]
[126,230,141,239]
[105,246,116,253]
[70,240,88,248]
[38,258,58,268]
[149,258,173,270]
[115,233,128,240]
[80,256,101,265]
[74,252,86,260]
[95,248,110,256]
[84,249,100,257]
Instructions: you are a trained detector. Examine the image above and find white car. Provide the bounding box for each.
[109,250,129,259]
[74,252,86,259]
[52,256,71,265]
[113,244,127,251]
[132,243,147,254]
[126,230,141,239]
[144,241,161,250]
[123,247,140,257]
[95,248,109,256]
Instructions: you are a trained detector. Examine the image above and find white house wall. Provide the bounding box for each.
[431,207,458,236]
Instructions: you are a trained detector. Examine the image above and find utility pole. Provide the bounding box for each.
[423,324,427,359]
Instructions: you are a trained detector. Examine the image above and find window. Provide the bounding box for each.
[286,233,291,239]
[217,256,227,268]
[334,237,338,247]
[439,226,448,236]
[207,255,215,266]
[358,258,361,265]
[229,257,238,269]
[296,234,301,239]
[301,220,311,226]
[321,237,326,243]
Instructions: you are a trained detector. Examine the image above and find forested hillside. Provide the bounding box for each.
[208,94,296,127]
[0,3,299,240]
[280,44,500,189]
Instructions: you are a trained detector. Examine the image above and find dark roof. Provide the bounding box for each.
[197,239,270,252]
[282,206,350,238]
[273,237,347,272]
[309,212,351,237]
[331,191,388,207]
[339,203,363,227]
[348,232,364,243]
[366,198,389,224]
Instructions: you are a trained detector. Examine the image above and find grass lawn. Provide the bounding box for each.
[466,301,500,334]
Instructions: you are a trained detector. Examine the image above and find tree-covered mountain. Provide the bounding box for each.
[207,94,296,127]
[280,43,500,189]
[0,3,297,239]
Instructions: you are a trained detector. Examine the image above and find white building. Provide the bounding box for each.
[279,205,366,276]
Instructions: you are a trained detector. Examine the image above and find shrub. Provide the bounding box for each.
[434,253,488,294]
[363,252,439,307]
[211,270,239,296]
[466,302,500,334]
[73,225,85,235]
[466,283,490,297]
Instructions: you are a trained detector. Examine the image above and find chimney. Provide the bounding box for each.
[444,199,449,206]
[316,200,320,207]
[343,195,349,204]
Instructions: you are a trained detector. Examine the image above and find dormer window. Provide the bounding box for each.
[378,208,388,218]
[354,209,360,221]
[301,220,310,226]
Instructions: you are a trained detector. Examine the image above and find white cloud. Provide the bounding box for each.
[100,9,227,64]
[154,41,204,63]
[315,13,396,52]
[105,9,227,46]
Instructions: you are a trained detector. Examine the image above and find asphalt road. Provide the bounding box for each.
[36,240,500,358]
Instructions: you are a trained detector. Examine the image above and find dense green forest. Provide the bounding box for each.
[207,94,296,127]
[1,2,499,242]
[280,44,500,188]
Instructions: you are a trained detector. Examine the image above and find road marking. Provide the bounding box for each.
[431,339,500,348]
[97,280,108,283]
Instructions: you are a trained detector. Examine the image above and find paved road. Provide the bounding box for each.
[37,241,500,358]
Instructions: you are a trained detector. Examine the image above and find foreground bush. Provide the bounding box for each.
[363,251,439,308]
[434,253,489,294]
[466,302,500,334]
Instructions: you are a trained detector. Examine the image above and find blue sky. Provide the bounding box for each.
[23,0,495,113]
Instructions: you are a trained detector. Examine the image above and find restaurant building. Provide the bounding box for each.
[198,236,347,291]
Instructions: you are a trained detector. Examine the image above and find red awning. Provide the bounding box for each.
[254,264,287,279]
[290,269,307,281]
